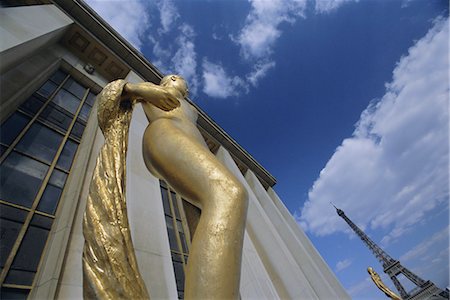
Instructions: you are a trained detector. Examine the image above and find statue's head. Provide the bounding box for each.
[160,74,189,97]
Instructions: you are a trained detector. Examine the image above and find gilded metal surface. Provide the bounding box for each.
[368,267,402,300]
[83,80,149,299]
[84,75,248,299]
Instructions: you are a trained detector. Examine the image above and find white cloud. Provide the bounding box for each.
[234,0,307,60]
[299,17,449,243]
[315,0,359,14]
[172,24,198,95]
[84,0,149,51]
[202,59,248,99]
[335,258,352,272]
[157,0,179,34]
[400,226,449,262]
[247,61,276,87]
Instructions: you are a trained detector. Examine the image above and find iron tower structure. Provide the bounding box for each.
[333,205,448,300]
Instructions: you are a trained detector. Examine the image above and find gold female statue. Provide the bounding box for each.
[368,267,402,300]
[83,75,248,299]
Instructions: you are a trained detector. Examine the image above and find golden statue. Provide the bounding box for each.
[368,267,402,300]
[83,75,248,299]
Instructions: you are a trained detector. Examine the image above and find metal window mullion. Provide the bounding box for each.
[1,283,32,290]
[0,74,71,164]
[0,87,90,286]
[0,199,32,213]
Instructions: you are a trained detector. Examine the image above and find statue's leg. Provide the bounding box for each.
[143,122,248,299]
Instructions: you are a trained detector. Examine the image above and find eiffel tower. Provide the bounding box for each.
[333,205,449,300]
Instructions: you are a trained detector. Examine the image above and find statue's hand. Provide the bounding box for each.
[124,82,180,111]
[149,88,180,111]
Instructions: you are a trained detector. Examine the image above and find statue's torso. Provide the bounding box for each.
[141,98,207,147]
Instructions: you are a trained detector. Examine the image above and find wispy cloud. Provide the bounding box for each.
[335,258,352,272]
[400,226,449,262]
[299,17,449,244]
[84,0,149,51]
[315,0,359,14]
[147,1,199,95]
[247,61,276,87]
[202,59,248,99]
[234,0,307,60]
[157,0,179,34]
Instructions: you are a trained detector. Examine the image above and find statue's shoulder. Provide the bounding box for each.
[97,80,130,132]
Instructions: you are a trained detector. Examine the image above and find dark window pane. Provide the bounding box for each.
[179,232,188,254]
[0,288,29,300]
[0,112,30,146]
[178,291,184,299]
[52,89,81,114]
[171,192,181,219]
[86,92,97,106]
[63,78,87,99]
[0,145,6,156]
[15,123,63,164]
[37,184,62,215]
[49,70,67,85]
[161,187,171,215]
[69,120,85,140]
[19,94,45,115]
[78,102,92,122]
[39,103,73,133]
[165,216,178,251]
[0,152,49,207]
[30,214,52,230]
[10,217,51,274]
[37,81,58,99]
[4,269,35,286]
[49,169,67,188]
[0,205,27,268]
[173,260,185,292]
[56,140,78,171]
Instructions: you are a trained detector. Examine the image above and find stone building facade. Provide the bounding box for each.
[0,1,350,299]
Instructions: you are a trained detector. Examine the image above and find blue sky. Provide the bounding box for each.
[85,0,448,298]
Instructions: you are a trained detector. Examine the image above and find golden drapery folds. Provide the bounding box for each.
[82,80,149,299]
[368,267,402,300]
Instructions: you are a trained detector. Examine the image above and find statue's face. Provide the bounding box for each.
[161,75,189,97]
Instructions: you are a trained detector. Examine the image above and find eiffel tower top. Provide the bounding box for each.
[333,204,449,300]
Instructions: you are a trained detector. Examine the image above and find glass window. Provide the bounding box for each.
[0,145,6,156]
[36,81,58,99]
[0,288,29,300]
[0,205,27,268]
[0,152,49,207]
[69,120,85,140]
[56,140,78,171]
[0,112,30,146]
[86,92,96,106]
[37,184,63,215]
[15,123,63,164]
[52,89,81,115]
[63,78,86,99]
[49,70,67,85]
[165,216,178,250]
[19,94,45,115]
[6,215,52,286]
[78,102,92,122]
[38,103,73,133]
[161,187,171,215]
[171,192,181,219]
